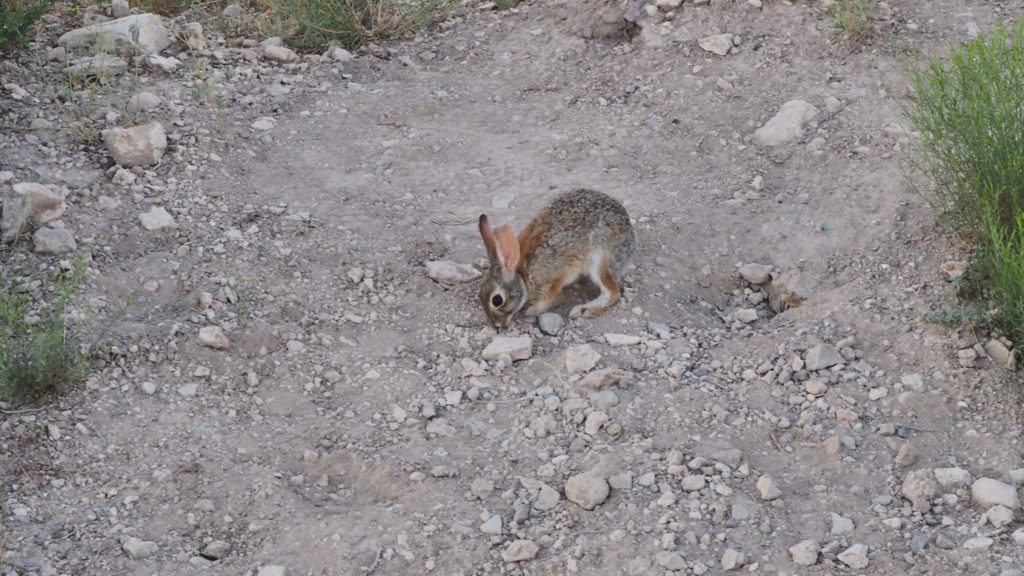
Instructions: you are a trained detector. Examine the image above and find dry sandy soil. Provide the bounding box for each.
[3,0,1024,575]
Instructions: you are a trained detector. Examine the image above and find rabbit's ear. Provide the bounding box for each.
[493,225,520,272]
[479,215,498,263]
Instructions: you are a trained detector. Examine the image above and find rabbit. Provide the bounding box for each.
[477,188,636,328]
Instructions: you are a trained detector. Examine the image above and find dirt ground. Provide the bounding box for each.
[3,0,1024,574]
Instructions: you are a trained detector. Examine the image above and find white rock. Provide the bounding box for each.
[143,54,180,73]
[111,167,136,185]
[33,227,76,255]
[561,344,601,374]
[201,540,231,560]
[121,536,158,560]
[752,100,820,147]
[256,567,292,576]
[1,182,67,242]
[1013,528,1024,545]
[963,536,994,550]
[933,467,971,490]
[324,46,354,62]
[681,475,706,491]
[102,122,166,167]
[830,513,854,535]
[837,543,869,569]
[788,539,819,566]
[264,45,298,62]
[655,0,683,9]
[139,206,176,230]
[654,551,687,570]
[901,469,939,512]
[738,262,772,284]
[804,343,843,371]
[972,477,1020,510]
[756,475,782,500]
[198,326,230,349]
[564,471,610,510]
[479,514,502,535]
[58,14,171,56]
[698,33,735,56]
[481,335,532,361]
[986,504,1015,528]
[734,308,759,323]
[604,333,641,346]
[584,411,609,435]
[721,548,744,570]
[425,260,480,283]
[579,367,633,389]
[538,312,564,335]
[111,0,130,18]
[501,540,539,562]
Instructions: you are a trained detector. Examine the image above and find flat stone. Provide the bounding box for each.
[564,471,610,510]
[139,206,176,230]
[257,567,297,576]
[121,536,158,560]
[972,477,1020,510]
[425,260,480,283]
[103,122,166,167]
[756,475,782,500]
[837,543,869,569]
[831,513,854,535]
[738,262,773,284]
[752,99,820,147]
[734,308,759,323]
[198,326,230,350]
[681,475,706,491]
[481,335,532,361]
[579,367,633,389]
[940,260,967,279]
[986,504,1015,528]
[805,343,843,371]
[698,33,734,56]
[654,551,687,570]
[32,227,76,255]
[788,539,819,566]
[561,344,601,374]
[963,536,994,550]
[538,312,564,335]
[604,333,641,346]
[479,514,502,535]
[721,548,744,570]
[501,540,539,562]
[984,339,1015,369]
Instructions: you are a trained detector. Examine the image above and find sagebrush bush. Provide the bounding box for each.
[1,254,95,406]
[827,0,879,41]
[906,21,1024,348]
[0,0,50,47]
[256,0,451,49]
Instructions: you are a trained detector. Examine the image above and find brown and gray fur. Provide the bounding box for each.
[478,188,636,328]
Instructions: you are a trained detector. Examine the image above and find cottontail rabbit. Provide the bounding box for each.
[477,188,636,328]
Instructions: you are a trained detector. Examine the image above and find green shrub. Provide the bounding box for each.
[257,0,451,50]
[135,0,198,17]
[906,22,1024,238]
[0,254,110,406]
[906,22,1024,348]
[827,0,879,41]
[0,0,50,47]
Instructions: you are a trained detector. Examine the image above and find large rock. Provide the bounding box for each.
[501,539,539,562]
[482,335,532,362]
[752,100,820,147]
[837,543,869,569]
[103,122,167,167]
[698,33,734,56]
[972,478,1020,510]
[33,227,77,255]
[65,54,129,75]
[788,539,819,566]
[1,182,67,242]
[425,260,480,284]
[58,14,171,56]
[805,344,843,371]
[564,471,610,510]
[139,206,176,230]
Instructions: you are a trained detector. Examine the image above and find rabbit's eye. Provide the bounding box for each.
[491,294,504,307]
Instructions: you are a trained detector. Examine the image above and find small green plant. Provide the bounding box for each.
[976,207,1024,343]
[827,0,879,41]
[494,0,522,10]
[0,253,125,406]
[0,0,50,48]
[256,0,452,50]
[922,304,993,328]
[135,0,198,17]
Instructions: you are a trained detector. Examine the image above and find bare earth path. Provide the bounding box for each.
[3,1,1024,575]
